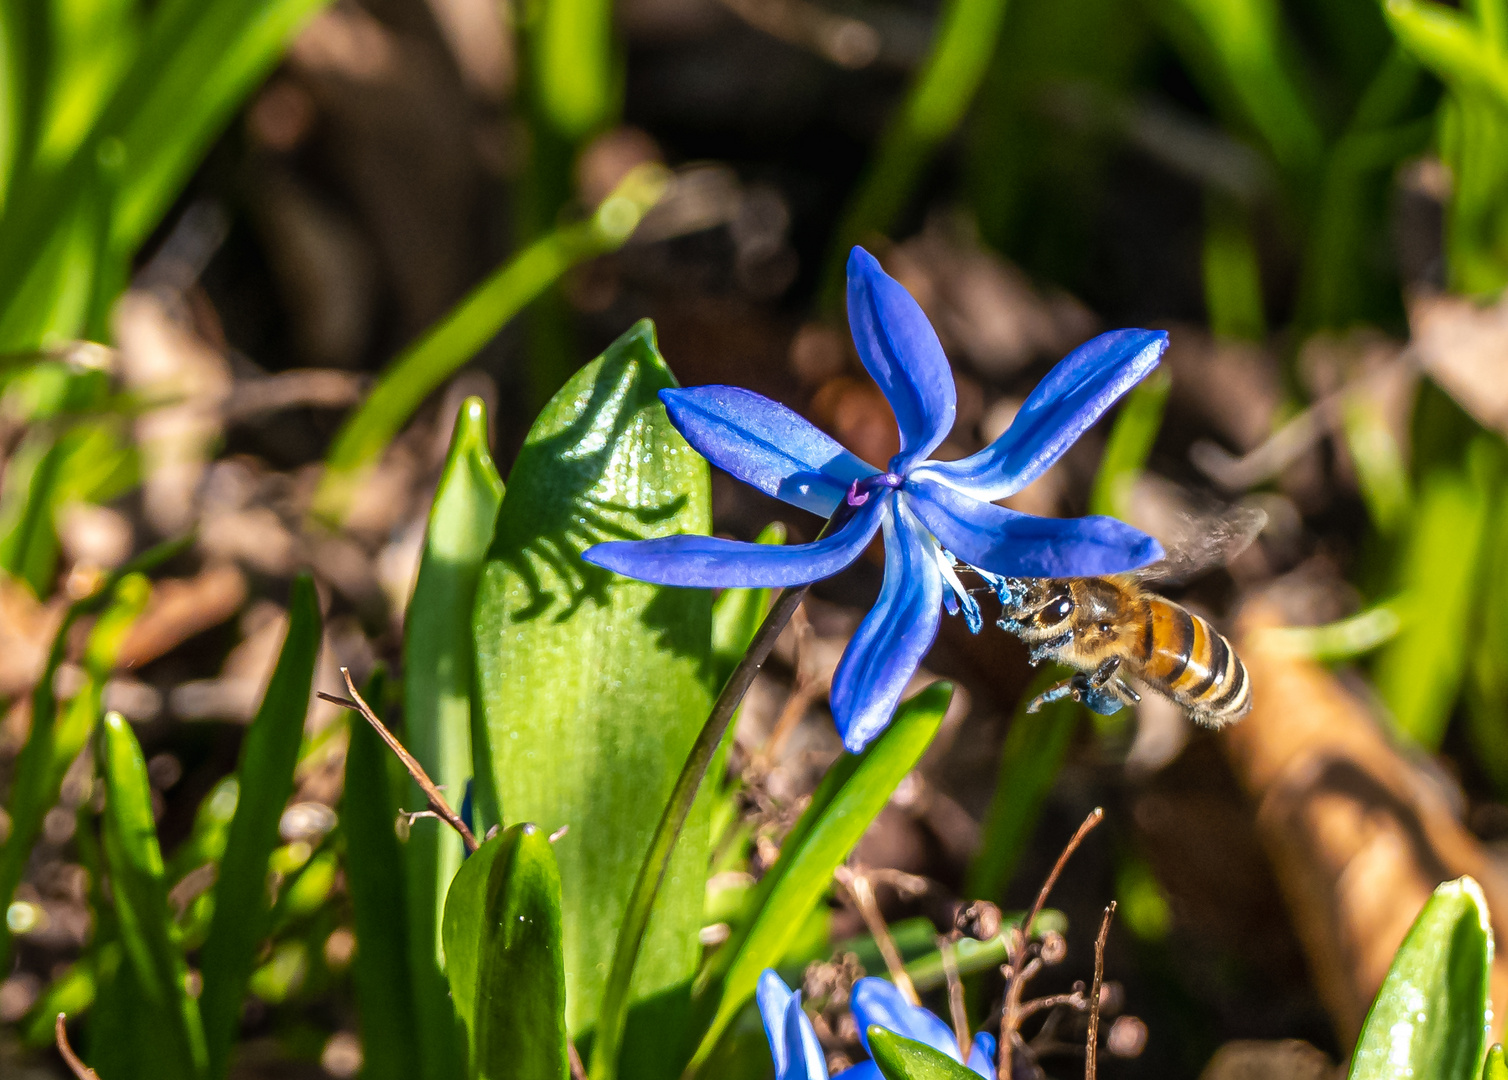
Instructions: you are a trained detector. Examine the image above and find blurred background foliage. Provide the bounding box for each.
[2,0,1508,1076]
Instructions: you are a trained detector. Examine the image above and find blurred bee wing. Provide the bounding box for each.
[1131,504,1268,586]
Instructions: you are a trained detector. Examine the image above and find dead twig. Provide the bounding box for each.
[319,667,479,853]
[999,807,1105,1079]
[939,934,971,1059]
[56,1014,100,1080]
[1086,903,1117,1080]
[834,865,919,1004]
[569,1040,589,1080]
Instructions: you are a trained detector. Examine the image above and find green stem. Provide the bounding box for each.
[589,579,813,1080]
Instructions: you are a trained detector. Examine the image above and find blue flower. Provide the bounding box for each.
[584,247,1165,752]
[756,970,997,1079]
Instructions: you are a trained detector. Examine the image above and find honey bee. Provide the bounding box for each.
[988,508,1263,727]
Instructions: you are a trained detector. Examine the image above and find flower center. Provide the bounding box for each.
[845,472,905,506]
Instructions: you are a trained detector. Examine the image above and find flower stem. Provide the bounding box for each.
[590,578,812,1080]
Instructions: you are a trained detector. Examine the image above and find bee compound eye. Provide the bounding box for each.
[1051,597,1074,621]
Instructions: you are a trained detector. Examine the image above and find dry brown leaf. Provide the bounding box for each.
[1226,601,1508,1048]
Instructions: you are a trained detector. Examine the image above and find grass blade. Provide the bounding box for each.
[821,0,1010,306]
[343,667,422,1080]
[401,395,503,1080]
[687,683,953,1072]
[1375,440,1498,749]
[1088,367,1171,521]
[0,540,179,969]
[313,166,667,523]
[100,711,208,1080]
[198,573,322,1080]
[965,671,1080,901]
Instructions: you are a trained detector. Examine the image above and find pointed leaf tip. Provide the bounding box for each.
[866,1027,979,1080]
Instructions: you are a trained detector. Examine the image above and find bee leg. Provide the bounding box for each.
[1026,678,1078,713]
[1085,657,1122,689]
[1112,678,1141,704]
[1027,632,1074,666]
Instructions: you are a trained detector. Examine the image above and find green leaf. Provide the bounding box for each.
[343,668,423,1080]
[0,539,177,971]
[313,168,667,523]
[710,521,786,687]
[199,573,322,1080]
[1375,440,1499,749]
[1386,0,1508,105]
[965,670,1079,901]
[688,683,953,1070]
[470,320,714,1063]
[1485,1045,1508,1080]
[1088,367,1171,520]
[101,0,332,256]
[867,1028,979,1080]
[1349,876,1493,1080]
[100,711,208,1080]
[442,823,570,1080]
[0,429,67,594]
[403,396,503,1080]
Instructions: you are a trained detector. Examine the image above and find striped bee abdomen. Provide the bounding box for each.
[1139,598,1251,726]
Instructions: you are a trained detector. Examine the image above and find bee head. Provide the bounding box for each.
[995,579,1076,640]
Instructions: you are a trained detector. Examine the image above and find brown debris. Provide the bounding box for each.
[118,564,248,668]
[1225,601,1508,1048]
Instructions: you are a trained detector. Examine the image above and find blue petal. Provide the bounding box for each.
[905,478,1163,577]
[850,978,960,1061]
[967,1032,997,1078]
[783,992,829,1080]
[916,329,1167,500]
[833,1063,882,1080]
[829,503,943,753]
[662,386,875,515]
[583,499,882,588]
[847,248,957,471]
[758,970,796,1078]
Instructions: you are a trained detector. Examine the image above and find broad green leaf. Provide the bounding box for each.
[442,823,569,1080]
[867,1028,978,1080]
[470,320,713,1063]
[966,670,1079,900]
[1375,442,1498,749]
[314,168,667,523]
[0,538,181,971]
[403,396,503,1080]
[688,683,953,1069]
[344,668,423,1080]
[100,712,208,1080]
[199,574,322,1080]
[1486,1045,1508,1080]
[1088,367,1171,520]
[22,951,100,1046]
[1349,876,1493,1080]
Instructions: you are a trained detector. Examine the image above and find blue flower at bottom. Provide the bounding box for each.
[584,246,1166,752]
[757,970,996,1079]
